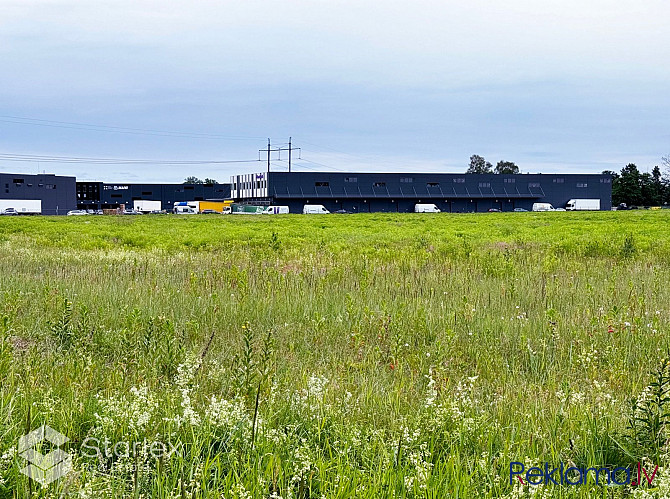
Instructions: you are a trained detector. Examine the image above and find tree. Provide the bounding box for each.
[494,161,520,174]
[183,176,204,184]
[203,178,218,185]
[613,164,643,206]
[467,155,493,174]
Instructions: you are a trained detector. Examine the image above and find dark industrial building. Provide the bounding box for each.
[76,182,231,211]
[231,171,612,212]
[1,170,612,214]
[1,173,76,215]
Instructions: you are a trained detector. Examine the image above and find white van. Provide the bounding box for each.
[173,205,198,214]
[303,204,330,214]
[264,206,290,214]
[414,203,441,213]
[532,203,555,212]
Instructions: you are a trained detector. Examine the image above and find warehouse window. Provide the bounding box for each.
[453,178,465,183]
[373,182,386,187]
[553,178,564,183]
[344,177,357,183]
[504,178,515,184]
[13,178,24,184]
[111,194,122,198]
[427,182,440,187]
[45,184,56,189]
[184,186,194,190]
[600,178,611,183]
[577,183,588,188]
[478,182,490,188]
[400,177,413,183]
[315,181,329,187]
[528,182,540,188]
[142,191,152,195]
[27,183,33,187]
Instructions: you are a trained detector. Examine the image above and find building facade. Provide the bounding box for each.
[76,182,231,211]
[231,172,612,212]
[0,173,76,215]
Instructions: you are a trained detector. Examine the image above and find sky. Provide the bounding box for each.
[0,0,668,182]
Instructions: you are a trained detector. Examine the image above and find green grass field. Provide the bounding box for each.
[2,211,670,498]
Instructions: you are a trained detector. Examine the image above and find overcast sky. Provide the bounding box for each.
[0,0,668,182]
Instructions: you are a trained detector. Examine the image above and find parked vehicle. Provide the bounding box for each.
[263,206,290,214]
[173,203,198,214]
[1,208,18,216]
[333,209,350,214]
[201,209,220,214]
[532,203,555,212]
[0,199,41,215]
[303,204,330,214]
[488,208,501,212]
[232,204,264,214]
[222,206,232,214]
[199,201,230,213]
[414,203,440,213]
[513,208,528,212]
[67,210,89,216]
[134,200,161,213]
[617,203,629,210]
[565,199,600,211]
[122,209,142,215]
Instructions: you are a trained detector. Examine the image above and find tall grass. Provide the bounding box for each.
[0,212,669,497]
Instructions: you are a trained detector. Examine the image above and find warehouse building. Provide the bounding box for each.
[0,173,76,215]
[76,182,231,211]
[231,171,612,212]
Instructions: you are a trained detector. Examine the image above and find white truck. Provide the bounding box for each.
[414,203,440,213]
[173,202,198,214]
[532,203,555,212]
[303,204,330,214]
[133,200,162,213]
[263,206,290,214]
[0,199,41,215]
[565,199,600,211]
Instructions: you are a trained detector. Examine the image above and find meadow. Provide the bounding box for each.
[1,211,670,498]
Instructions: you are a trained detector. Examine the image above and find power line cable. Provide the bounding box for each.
[0,152,260,165]
[0,115,273,141]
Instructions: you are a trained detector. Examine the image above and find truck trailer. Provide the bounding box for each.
[565,199,600,211]
[0,199,42,215]
[133,200,162,213]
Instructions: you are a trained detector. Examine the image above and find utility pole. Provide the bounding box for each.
[259,138,301,173]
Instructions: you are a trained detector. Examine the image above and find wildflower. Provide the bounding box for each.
[608,326,614,333]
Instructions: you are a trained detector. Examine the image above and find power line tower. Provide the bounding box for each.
[259,137,301,174]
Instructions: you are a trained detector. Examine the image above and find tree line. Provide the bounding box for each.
[183,176,218,185]
[466,155,520,174]
[603,158,670,207]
